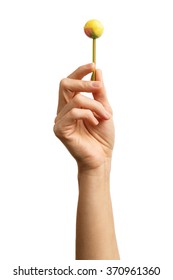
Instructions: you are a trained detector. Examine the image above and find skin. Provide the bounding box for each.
[53,63,120,260]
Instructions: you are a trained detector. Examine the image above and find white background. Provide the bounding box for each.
[0,0,173,279]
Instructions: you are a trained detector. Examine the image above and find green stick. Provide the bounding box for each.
[92,38,96,80]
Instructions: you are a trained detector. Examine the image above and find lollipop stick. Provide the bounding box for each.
[92,38,96,80]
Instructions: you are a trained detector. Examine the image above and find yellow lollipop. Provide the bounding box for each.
[84,19,104,80]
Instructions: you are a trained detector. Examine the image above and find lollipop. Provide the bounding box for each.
[84,19,104,80]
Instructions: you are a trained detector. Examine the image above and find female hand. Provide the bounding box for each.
[53,63,115,171]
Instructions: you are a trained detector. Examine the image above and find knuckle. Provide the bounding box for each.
[73,94,82,105]
[53,125,60,138]
[53,118,63,139]
[70,107,78,117]
[87,81,92,87]
[59,78,67,89]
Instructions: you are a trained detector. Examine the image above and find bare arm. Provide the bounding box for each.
[76,163,119,260]
[54,63,120,260]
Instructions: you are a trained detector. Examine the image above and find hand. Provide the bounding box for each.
[53,63,115,171]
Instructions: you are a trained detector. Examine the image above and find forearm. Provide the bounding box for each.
[76,161,120,260]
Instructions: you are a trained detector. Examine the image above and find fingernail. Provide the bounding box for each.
[91,82,101,87]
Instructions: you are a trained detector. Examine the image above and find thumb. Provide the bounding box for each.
[92,69,112,112]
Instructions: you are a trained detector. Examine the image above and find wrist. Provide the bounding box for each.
[77,158,112,193]
[77,157,112,176]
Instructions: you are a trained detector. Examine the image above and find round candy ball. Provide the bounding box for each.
[84,19,104,39]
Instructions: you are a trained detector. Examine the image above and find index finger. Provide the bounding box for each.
[68,63,95,80]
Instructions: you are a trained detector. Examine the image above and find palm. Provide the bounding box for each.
[64,116,114,168]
